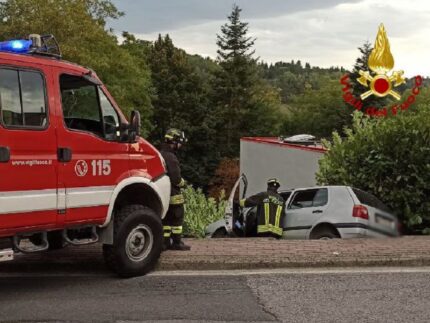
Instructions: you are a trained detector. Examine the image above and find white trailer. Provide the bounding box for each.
[240,137,327,196]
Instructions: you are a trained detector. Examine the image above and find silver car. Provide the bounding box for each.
[206,176,400,239]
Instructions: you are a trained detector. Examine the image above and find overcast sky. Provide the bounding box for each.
[109,0,430,77]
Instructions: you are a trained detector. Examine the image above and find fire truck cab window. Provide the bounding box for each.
[0,68,47,128]
[99,88,120,141]
[60,74,120,141]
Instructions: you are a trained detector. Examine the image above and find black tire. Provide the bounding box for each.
[103,205,163,278]
[29,230,65,251]
[212,228,228,238]
[311,229,339,240]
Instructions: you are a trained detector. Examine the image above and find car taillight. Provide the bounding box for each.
[353,205,369,220]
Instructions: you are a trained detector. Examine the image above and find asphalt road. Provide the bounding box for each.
[1,268,430,322]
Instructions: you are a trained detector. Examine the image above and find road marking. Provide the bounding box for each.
[149,267,430,277]
[0,272,106,278]
[2,267,430,278]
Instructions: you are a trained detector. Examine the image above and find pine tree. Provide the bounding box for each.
[216,5,255,62]
[147,34,219,189]
[214,5,281,157]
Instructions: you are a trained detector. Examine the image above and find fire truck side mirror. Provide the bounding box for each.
[128,110,141,143]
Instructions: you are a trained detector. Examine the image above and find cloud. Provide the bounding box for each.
[112,0,430,77]
[110,0,359,33]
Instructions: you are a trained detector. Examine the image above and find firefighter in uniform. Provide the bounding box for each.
[160,128,191,251]
[240,179,285,238]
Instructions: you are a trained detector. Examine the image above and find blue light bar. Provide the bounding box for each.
[0,39,32,53]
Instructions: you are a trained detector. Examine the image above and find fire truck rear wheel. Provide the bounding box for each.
[103,204,163,277]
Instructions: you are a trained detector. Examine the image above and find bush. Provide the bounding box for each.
[317,107,430,232]
[183,186,227,238]
[208,158,239,198]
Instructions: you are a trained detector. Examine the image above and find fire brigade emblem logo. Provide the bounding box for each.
[75,160,88,177]
[340,23,423,117]
[357,23,405,100]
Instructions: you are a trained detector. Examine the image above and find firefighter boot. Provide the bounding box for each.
[170,235,191,251]
[162,237,172,252]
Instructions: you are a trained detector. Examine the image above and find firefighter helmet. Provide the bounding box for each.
[267,178,281,189]
[164,128,187,145]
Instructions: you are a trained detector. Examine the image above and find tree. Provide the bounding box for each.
[317,107,430,232]
[0,0,153,134]
[208,158,239,198]
[216,5,255,62]
[281,78,354,138]
[146,34,219,189]
[214,5,282,157]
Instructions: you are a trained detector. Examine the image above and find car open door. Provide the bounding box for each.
[225,174,248,235]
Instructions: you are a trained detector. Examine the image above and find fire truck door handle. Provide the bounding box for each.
[58,147,72,163]
[0,146,10,163]
[312,210,323,214]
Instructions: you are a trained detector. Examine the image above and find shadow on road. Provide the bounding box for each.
[0,244,111,277]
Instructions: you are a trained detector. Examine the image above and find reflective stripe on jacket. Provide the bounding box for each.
[242,189,285,237]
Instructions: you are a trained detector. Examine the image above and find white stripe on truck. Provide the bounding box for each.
[66,186,114,209]
[0,186,115,215]
[0,189,57,214]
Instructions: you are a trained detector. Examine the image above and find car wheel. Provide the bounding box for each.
[311,229,339,240]
[212,228,228,238]
[103,205,163,277]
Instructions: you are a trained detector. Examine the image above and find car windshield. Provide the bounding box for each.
[352,188,392,213]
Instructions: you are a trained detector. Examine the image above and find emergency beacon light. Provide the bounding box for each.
[0,39,32,53]
[0,34,61,58]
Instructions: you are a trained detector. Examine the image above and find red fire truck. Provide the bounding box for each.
[0,35,170,277]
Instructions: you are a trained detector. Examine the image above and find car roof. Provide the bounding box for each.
[285,185,349,191]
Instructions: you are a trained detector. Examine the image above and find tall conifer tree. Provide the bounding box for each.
[147,34,218,189]
[214,5,281,157]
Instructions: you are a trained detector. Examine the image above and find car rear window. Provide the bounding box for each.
[352,188,392,212]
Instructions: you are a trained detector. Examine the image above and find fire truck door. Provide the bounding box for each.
[55,72,130,225]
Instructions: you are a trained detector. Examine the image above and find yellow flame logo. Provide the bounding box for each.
[368,24,394,73]
[357,23,405,100]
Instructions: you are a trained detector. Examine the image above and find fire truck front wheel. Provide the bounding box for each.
[103,204,163,277]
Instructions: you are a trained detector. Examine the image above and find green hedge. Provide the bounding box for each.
[317,107,430,232]
[182,186,227,238]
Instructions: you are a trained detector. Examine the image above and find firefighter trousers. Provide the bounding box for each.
[162,204,184,243]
